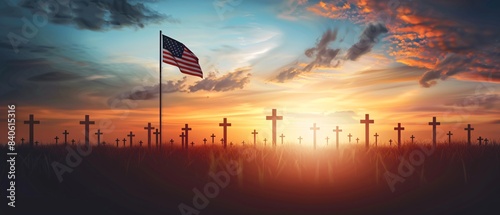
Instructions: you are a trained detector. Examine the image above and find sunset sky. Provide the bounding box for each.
[0,0,499,146]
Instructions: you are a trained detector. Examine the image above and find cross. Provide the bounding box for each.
[389,139,392,146]
[211,133,216,144]
[298,136,302,144]
[24,114,40,147]
[220,138,224,145]
[360,114,374,149]
[477,136,483,146]
[348,133,352,143]
[20,138,25,145]
[127,131,135,147]
[71,139,76,146]
[35,141,39,146]
[144,122,155,149]
[464,124,474,146]
[122,138,126,147]
[139,140,143,147]
[230,142,233,147]
[264,138,267,145]
[410,135,415,144]
[95,129,103,146]
[180,132,185,147]
[153,129,160,149]
[115,138,119,147]
[182,124,192,149]
[356,138,359,144]
[170,139,174,146]
[394,123,405,148]
[251,129,258,147]
[446,131,453,145]
[203,138,207,145]
[54,136,59,145]
[280,133,285,145]
[325,136,329,146]
[333,126,342,149]
[428,116,440,147]
[374,133,379,147]
[63,130,69,146]
[310,123,320,149]
[242,140,245,145]
[219,118,231,148]
[484,138,489,145]
[266,109,283,147]
[79,115,95,147]
[191,141,195,147]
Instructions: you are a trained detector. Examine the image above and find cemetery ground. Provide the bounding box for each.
[1,143,499,215]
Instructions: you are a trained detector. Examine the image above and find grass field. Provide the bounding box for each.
[1,143,499,215]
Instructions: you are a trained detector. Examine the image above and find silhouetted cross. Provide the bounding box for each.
[360,114,374,149]
[144,122,155,149]
[24,114,40,147]
[79,115,95,147]
[266,109,283,147]
[310,123,320,149]
[95,129,103,146]
[333,126,342,149]
[153,129,160,149]
[464,124,474,146]
[219,118,231,148]
[211,133,216,144]
[182,124,192,149]
[394,123,405,148]
[63,130,69,146]
[428,116,440,147]
[127,131,135,147]
[252,129,258,146]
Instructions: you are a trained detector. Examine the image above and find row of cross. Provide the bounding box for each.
[21,110,491,149]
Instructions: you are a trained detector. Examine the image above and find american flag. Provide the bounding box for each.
[162,35,203,78]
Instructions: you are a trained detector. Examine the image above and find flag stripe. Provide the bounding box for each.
[162,58,202,75]
[162,57,202,73]
[163,50,199,65]
[163,51,200,68]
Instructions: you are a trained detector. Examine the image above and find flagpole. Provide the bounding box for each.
[159,30,162,149]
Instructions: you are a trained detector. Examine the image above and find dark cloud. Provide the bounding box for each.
[491,120,500,124]
[189,69,251,92]
[304,28,341,71]
[27,71,82,82]
[454,94,499,109]
[112,77,187,101]
[418,53,471,87]
[18,0,176,31]
[274,29,341,82]
[274,66,303,83]
[345,23,387,61]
